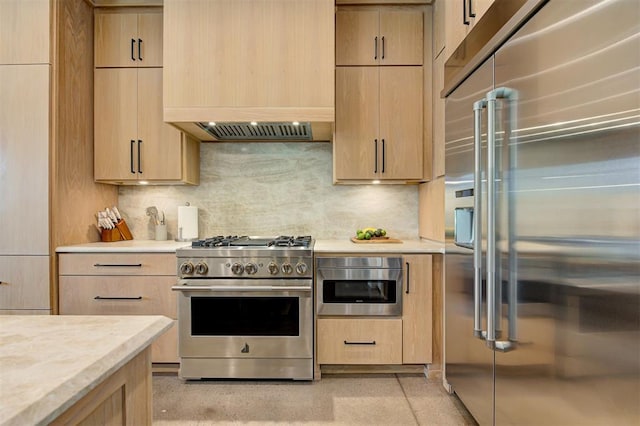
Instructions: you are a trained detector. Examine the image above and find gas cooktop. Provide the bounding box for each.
[190,235,313,249]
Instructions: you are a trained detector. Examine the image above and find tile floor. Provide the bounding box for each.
[153,373,477,425]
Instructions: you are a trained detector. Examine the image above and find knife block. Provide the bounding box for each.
[100,219,133,242]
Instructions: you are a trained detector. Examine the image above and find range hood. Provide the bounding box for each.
[163,0,335,143]
[197,122,313,141]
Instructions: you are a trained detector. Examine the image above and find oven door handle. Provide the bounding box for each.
[171,285,312,292]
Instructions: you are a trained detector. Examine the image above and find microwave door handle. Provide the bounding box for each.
[473,99,487,340]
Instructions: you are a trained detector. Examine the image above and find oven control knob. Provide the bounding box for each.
[231,262,244,275]
[180,261,195,275]
[195,262,208,275]
[281,263,293,275]
[295,262,308,275]
[245,263,258,275]
[268,262,279,275]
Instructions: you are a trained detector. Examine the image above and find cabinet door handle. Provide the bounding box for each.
[131,38,136,61]
[374,139,378,174]
[344,340,376,345]
[130,140,136,174]
[463,0,470,25]
[381,139,386,173]
[406,262,410,294]
[381,36,385,60]
[138,38,143,60]
[137,140,143,174]
[93,263,143,267]
[374,36,378,60]
[468,0,476,17]
[94,296,143,301]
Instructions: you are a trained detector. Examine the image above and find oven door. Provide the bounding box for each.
[316,268,402,316]
[174,279,313,358]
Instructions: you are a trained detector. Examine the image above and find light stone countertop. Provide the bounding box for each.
[0,315,172,426]
[55,239,444,254]
[56,240,191,253]
[314,238,444,254]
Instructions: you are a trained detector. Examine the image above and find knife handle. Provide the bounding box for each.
[130,140,135,174]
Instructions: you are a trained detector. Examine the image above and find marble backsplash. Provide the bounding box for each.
[118,142,418,240]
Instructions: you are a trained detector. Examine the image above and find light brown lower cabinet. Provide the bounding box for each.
[316,254,434,367]
[317,318,403,364]
[58,253,178,363]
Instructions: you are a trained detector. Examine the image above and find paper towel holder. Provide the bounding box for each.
[175,202,199,242]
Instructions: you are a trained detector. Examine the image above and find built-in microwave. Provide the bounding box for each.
[315,257,403,316]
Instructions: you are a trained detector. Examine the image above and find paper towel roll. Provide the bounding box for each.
[178,206,198,240]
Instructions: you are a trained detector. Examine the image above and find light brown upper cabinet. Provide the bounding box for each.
[95,9,162,68]
[445,0,495,59]
[336,8,423,66]
[334,66,423,181]
[94,68,199,184]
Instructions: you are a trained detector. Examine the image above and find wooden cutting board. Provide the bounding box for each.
[350,237,403,244]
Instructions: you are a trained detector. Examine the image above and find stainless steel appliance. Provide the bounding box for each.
[444,0,640,424]
[316,257,403,316]
[173,236,314,380]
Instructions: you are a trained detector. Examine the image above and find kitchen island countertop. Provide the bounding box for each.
[314,238,444,254]
[0,315,172,426]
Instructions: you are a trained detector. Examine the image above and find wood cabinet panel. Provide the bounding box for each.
[378,10,423,65]
[336,10,379,66]
[0,65,49,255]
[163,0,334,114]
[402,254,432,364]
[0,255,50,311]
[334,67,379,180]
[0,0,49,64]
[152,320,178,363]
[59,253,177,276]
[94,68,138,181]
[59,275,177,318]
[432,50,446,178]
[317,318,402,365]
[137,68,182,180]
[335,66,423,181]
[379,66,423,179]
[445,0,496,61]
[51,348,152,426]
[94,67,198,184]
[136,12,163,66]
[336,8,423,66]
[94,10,162,68]
[433,0,445,58]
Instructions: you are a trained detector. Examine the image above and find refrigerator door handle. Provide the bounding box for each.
[486,87,518,353]
[472,99,487,340]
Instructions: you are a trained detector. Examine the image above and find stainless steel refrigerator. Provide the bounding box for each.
[444,0,640,424]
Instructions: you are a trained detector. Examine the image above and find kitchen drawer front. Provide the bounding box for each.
[152,320,178,363]
[59,276,177,318]
[317,318,402,365]
[59,253,176,276]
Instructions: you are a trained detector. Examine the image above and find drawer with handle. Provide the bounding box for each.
[317,318,402,365]
[59,253,176,276]
[59,276,177,317]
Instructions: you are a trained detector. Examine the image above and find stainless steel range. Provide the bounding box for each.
[173,235,314,380]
